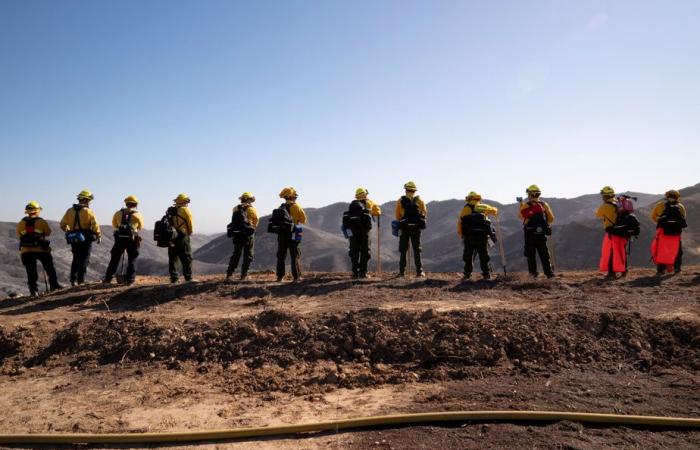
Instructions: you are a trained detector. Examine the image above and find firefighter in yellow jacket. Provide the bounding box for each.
[344,188,382,279]
[457,192,498,280]
[395,181,427,277]
[17,202,61,297]
[60,190,101,286]
[103,196,145,285]
[650,189,687,274]
[595,186,628,278]
[518,185,555,278]
[274,187,307,282]
[226,192,259,281]
[168,193,195,283]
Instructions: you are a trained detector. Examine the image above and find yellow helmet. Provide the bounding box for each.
[403,181,417,191]
[239,192,256,202]
[25,201,41,212]
[665,189,681,199]
[279,187,297,199]
[174,193,190,204]
[124,195,139,205]
[77,190,94,201]
[526,184,541,194]
[600,186,615,196]
[355,187,369,198]
[466,191,482,201]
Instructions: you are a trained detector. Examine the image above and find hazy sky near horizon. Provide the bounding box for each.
[1,0,698,233]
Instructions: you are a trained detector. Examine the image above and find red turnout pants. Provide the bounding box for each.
[651,228,681,272]
[599,234,629,273]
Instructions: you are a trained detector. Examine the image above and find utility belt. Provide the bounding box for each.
[399,215,426,230]
[66,230,96,245]
[19,236,51,250]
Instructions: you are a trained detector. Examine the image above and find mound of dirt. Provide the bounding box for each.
[6,308,696,394]
[0,326,22,361]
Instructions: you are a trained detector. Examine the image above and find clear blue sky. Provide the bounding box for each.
[1,0,698,233]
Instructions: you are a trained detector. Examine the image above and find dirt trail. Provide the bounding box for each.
[0,268,698,448]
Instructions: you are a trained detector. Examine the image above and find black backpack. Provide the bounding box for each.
[115,209,136,242]
[267,203,294,235]
[460,204,492,237]
[609,212,641,238]
[19,217,42,248]
[523,202,551,236]
[399,196,426,230]
[658,202,687,236]
[227,205,256,239]
[342,200,372,232]
[154,207,179,247]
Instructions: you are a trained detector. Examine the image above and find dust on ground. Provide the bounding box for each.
[0,268,699,449]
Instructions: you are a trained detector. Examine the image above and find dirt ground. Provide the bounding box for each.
[0,267,699,449]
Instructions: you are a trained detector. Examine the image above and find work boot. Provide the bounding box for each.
[482,272,491,280]
[529,272,539,279]
[125,280,135,286]
[225,272,233,281]
[462,273,471,281]
[604,272,616,280]
[102,278,112,285]
[240,274,251,281]
[397,271,405,278]
[545,272,555,279]
[416,271,426,278]
[29,291,39,299]
[359,273,370,279]
[185,278,198,284]
[170,278,179,284]
[292,277,303,283]
[276,276,284,282]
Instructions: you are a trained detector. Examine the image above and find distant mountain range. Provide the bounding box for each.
[1,183,698,296]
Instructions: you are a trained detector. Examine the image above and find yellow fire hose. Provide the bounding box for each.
[0,411,698,445]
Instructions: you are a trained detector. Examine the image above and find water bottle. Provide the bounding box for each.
[294,225,303,242]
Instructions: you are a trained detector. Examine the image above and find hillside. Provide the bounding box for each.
[2,185,697,296]
[0,268,698,448]
[0,221,221,297]
[194,185,699,274]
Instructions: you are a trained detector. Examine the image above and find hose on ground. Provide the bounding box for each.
[1,411,698,444]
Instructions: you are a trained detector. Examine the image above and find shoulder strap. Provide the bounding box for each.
[73,205,82,230]
[121,208,131,225]
[169,207,191,234]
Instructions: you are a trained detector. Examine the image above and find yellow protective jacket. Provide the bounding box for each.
[171,206,194,235]
[16,216,52,254]
[457,202,498,237]
[595,201,618,230]
[235,204,259,229]
[60,205,101,237]
[112,208,145,232]
[395,195,427,221]
[286,201,307,225]
[518,200,555,224]
[361,199,382,216]
[650,201,686,223]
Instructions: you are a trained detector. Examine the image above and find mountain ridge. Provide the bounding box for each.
[1,184,697,296]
